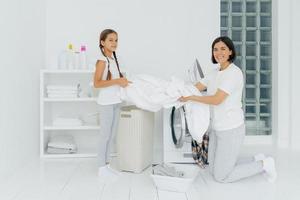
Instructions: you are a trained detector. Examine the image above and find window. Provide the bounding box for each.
[220,0,272,135]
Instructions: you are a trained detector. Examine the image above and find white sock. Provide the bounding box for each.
[254,153,266,162]
[262,157,277,183]
[98,165,119,181]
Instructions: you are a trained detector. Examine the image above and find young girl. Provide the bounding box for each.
[94,29,131,178]
[179,36,277,183]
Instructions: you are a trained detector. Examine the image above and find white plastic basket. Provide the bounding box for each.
[151,164,200,193]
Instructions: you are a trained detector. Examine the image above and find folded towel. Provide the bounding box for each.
[47,91,79,94]
[53,117,83,126]
[48,135,77,150]
[47,146,77,154]
[46,84,80,91]
[47,94,78,98]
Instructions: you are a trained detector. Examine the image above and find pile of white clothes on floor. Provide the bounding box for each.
[152,164,184,178]
[120,74,209,142]
[52,117,83,127]
[46,84,81,98]
[47,135,77,154]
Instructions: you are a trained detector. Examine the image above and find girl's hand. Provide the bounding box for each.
[178,96,191,102]
[117,78,132,88]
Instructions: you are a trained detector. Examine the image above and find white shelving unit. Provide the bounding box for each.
[43,126,100,130]
[40,69,100,158]
[43,97,97,102]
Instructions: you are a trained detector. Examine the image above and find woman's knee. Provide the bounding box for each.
[213,173,227,183]
[213,167,231,183]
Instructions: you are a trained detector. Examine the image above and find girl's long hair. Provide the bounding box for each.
[99,29,123,80]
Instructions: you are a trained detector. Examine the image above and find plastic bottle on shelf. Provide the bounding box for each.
[66,43,75,69]
[58,44,75,70]
[74,50,80,69]
[58,46,67,69]
[79,45,88,69]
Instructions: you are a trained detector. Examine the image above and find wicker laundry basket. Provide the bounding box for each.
[116,106,154,173]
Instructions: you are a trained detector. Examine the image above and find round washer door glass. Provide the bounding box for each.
[170,107,186,148]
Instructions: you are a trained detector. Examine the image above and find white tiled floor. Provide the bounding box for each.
[1,146,300,200]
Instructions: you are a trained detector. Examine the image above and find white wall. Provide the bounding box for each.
[275,0,290,148]
[275,0,300,150]
[290,0,300,150]
[45,0,220,79]
[0,0,45,179]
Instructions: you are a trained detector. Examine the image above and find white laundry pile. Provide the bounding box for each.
[120,74,209,142]
[120,75,193,111]
[46,84,81,98]
[184,102,210,142]
[47,135,77,154]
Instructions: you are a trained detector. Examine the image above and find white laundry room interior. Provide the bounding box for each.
[0,0,300,200]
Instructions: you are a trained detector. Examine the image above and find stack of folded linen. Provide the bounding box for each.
[47,135,77,154]
[46,84,81,98]
[52,117,83,127]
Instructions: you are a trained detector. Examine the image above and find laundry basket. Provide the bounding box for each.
[117,106,154,173]
[151,164,200,192]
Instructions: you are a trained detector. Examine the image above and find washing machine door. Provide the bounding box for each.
[170,106,188,148]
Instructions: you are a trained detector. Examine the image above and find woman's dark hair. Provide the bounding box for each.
[99,29,123,80]
[211,36,236,64]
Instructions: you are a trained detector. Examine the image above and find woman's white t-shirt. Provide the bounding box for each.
[96,55,122,105]
[201,63,244,131]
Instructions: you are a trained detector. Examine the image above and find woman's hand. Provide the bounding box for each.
[178,96,191,102]
[117,77,132,88]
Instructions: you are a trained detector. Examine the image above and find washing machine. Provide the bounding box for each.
[163,106,194,163]
[163,59,205,163]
